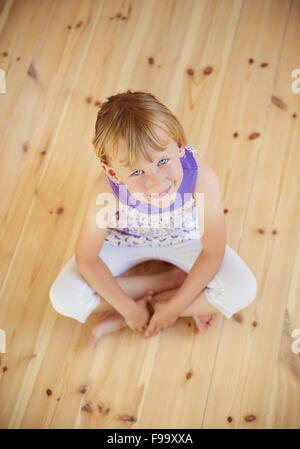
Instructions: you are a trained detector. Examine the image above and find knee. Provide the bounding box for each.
[49,279,71,318]
[245,268,258,304]
[48,276,85,320]
[49,274,101,323]
[233,266,258,307]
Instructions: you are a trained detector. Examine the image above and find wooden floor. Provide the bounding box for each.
[0,0,299,429]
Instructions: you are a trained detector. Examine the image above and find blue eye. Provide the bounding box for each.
[131,169,143,176]
[158,158,169,166]
[131,158,169,176]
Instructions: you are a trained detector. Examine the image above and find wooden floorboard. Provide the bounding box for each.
[0,0,299,429]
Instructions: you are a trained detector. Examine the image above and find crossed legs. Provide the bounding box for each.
[89,265,219,349]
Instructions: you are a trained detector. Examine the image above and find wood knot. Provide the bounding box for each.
[79,384,87,394]
[233,313,242,323]
[98,403,110,415]
[248,132,260,140]
[233,132,238,138]
[148,57,154,65]
[227,416,233,422]
[117,414,137,422]
[260,62,269,67]
[271,95,286,109]
[27,63,38,80]
[245,414,256,422]
[81,401,93,413]
[223,208,228,214]
[203,66,213,75]
[56,207,64,214]
[248,58,254,64]
[252,321,258,327]
[22,142,29,152]
[46,389,52,396]
[186,68,194,76]
[257,228,264,234]
[186,371,193,380]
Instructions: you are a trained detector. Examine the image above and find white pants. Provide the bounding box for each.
[49,240,258,324]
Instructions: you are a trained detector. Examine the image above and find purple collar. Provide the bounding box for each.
[106,146,198,214]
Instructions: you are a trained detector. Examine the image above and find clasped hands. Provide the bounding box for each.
[135,290,179,338]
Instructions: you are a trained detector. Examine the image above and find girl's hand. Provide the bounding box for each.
[136,290,155,332]
[124,297,151,330]
[143,297,179,338]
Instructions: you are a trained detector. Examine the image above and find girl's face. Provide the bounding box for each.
[102,129,185,207]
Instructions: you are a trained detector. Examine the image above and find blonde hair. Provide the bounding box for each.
[92,90,187,169]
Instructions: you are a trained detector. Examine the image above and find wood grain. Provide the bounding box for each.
[0,0,299,429]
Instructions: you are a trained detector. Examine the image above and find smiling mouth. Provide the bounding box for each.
[150,184,172,198]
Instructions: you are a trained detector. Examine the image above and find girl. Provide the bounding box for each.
[49,90,258,350]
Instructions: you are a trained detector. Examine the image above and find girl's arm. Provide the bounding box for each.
[75,173,137,318]
[168,157,226,315]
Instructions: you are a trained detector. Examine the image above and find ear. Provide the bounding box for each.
[178,147,185,158]
[102,164,120,185]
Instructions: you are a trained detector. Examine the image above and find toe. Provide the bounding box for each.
[198,325,209,335]
[193,316,211,334]
[205,314,213,325]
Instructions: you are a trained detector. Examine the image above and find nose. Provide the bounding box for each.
[146,170,162,192]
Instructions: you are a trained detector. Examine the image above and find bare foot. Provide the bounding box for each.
[168,265,188,289]
[193,314,214,335]
[89,312,127,349]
